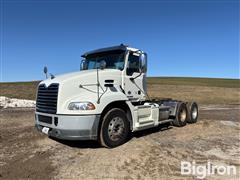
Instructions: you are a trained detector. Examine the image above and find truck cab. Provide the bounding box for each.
[35,44,198,148]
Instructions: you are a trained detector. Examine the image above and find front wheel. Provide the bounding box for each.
[99,108,130,148]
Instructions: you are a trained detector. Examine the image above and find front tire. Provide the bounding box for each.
[99,108,130,148]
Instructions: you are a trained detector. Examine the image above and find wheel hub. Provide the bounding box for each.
[108,117,125,141]
[192,107,198,119]
[179,109,187,122]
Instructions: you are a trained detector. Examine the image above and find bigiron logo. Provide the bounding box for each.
[181,161,237,179]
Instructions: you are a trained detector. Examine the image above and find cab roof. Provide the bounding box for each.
[81,44,140,57]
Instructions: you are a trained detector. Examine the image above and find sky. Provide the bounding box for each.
[0,0,239,82]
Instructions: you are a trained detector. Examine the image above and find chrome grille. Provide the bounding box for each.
[36,83,59,114]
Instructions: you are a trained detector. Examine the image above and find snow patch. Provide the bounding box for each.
[0,96,36,109]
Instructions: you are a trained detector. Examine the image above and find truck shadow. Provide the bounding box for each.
[50,123,172,149]
[132,123,172,138]
[50,137,101,149]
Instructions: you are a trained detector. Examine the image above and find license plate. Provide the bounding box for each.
[42,127,49,135]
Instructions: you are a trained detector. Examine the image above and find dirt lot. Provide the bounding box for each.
[0,105,239,179]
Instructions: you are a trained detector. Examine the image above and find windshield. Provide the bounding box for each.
[84,50,125,70]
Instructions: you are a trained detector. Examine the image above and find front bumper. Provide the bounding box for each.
[35,112,100,140]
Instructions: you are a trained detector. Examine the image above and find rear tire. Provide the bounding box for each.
[172,102,188,127]
[99,108,130,148]
[187,102,198,123]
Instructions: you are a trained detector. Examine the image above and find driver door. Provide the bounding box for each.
[124,52,146,101]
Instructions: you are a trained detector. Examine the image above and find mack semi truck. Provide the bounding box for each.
[35,44,198,148]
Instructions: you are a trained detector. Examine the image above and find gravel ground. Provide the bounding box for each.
[0,105,239,179]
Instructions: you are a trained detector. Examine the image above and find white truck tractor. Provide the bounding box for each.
[35,44,198,148]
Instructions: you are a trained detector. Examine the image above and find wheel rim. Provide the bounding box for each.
[192,106,198,119]
[108,117,125,141]
[179,108,187,122]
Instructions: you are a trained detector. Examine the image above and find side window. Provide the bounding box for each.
[127,53,140,76]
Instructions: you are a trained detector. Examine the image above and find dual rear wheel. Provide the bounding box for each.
[172,101,199,127]
[187,102,198,123]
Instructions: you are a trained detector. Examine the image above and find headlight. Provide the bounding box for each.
[68,102,95,110]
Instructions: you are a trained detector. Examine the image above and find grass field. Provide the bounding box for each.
[147,77,240,105]
[0,81,40,100]
[147,77,240,88]
[0,77,239,105]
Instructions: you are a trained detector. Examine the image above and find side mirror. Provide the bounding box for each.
[139,53,147,73]
[80,59,88,70]
[44,66,48,74]
[43,66,48,79]
[99,60,106,70]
